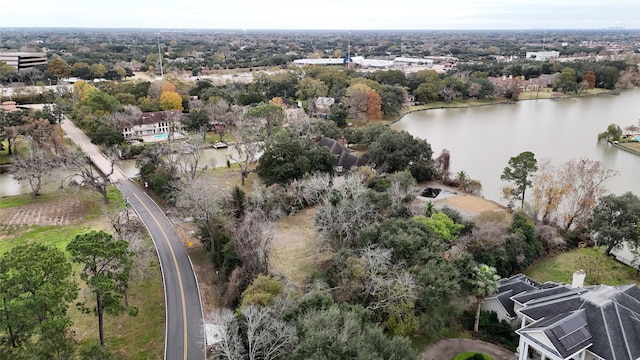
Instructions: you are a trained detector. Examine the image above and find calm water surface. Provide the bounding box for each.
[392,88,640,203]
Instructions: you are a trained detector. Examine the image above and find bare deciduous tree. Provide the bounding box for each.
[560,158,618,230]
[286,108,314,138]
[531,159,570,224]
[212,307,298,360]
[360,247,417,313]
[103,105,142,130]
[457,221,509,254]
[243,306,298,360]
[10,141,60,198]
[386,171,419,217]
[64,146,115,204]
[213,309,246,360]
[228,116,265,185]
[231,209,273,278]
[299,173,332,206]
[531,158,617,230]
[206,99,242,141]
[534,224,565,253]
[173,177,226,261]
[435,149,451,181]
[174,135,207,181]
[315,174,379,251]
[110,206,152,285]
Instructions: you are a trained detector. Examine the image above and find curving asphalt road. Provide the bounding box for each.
[60,117,205,360]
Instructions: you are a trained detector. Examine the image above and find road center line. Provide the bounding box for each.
[132,192,188,360]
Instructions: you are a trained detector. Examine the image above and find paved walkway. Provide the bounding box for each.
[422,338,517,360]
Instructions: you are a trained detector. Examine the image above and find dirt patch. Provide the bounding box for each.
[417,182,507,220]
[437,194,506,218]
[270,207,331,286]
[0,197,88,227]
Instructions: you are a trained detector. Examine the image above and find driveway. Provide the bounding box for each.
[422,338,517,360]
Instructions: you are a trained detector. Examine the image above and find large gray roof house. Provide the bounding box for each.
[507,272,640,360]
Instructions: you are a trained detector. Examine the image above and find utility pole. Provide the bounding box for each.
[157,34,164,78]
[346,32,351,70]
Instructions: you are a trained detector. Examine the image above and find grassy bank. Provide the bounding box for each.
[524,247,640,287]
[620,141,640,154]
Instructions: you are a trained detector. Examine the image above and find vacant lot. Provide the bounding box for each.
[270,207,333,286]
[0,188,164,359]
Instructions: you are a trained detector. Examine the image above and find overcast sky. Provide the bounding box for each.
[2,0,639,30]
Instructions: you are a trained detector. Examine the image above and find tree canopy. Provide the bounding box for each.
[591,192,640,256]
[66,230,134,346]
[366,130,435,182]
[0,244,77,356]
[501,151,538,209]
[256,132,335,186]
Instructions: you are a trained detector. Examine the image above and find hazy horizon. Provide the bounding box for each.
[1,27,638,31]
[2,0,638,31]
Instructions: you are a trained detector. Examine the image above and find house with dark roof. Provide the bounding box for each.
[482,271,640,359]
[481,274,543,326]
[516,284,640,360]
[315,137,367,172]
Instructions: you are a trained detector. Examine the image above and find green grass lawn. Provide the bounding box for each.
[525,247,640,287]
[0,188,164,359]
[0,192,58,209]
[620,141,640,153]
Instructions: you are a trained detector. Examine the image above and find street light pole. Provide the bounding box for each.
[157,35,164,78]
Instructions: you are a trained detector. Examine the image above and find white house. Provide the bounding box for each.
[122,110,184,142]
[483,271,640,360]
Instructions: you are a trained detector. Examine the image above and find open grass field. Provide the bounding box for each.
[525,247,640,287]
[270,207,332,286]
[0,186,165,359]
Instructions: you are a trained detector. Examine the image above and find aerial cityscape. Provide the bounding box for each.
[1,1,640,359]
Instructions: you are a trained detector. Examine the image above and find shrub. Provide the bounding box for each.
[460,310,518,351]
[452,352,493,360]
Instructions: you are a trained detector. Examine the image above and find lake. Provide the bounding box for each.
[392,88,640,203]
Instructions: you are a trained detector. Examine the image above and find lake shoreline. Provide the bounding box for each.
[389,88,626,126]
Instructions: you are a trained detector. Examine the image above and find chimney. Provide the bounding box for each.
[572,269,586,288]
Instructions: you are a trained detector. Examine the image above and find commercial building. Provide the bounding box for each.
[525,51,560,61]
[0,52,47,70]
